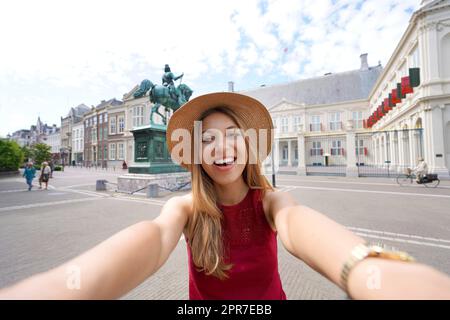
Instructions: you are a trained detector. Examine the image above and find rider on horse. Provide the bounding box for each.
[162,64,184,105]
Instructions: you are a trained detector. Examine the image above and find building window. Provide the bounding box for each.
[329,112,341,131]
[93,116,97,126]
[109,143,116,160]
[133,106,144,127]
[311,141,322,156]
[118,116,125,133]
[409,46,420,68]
[92,128,97,143]
[103,127,107,141]
[103,145,108,159]
[273,117,279,134]
[110,117,117,134]
[355,139,367,156]
[293,116,301,131]
[310,115,321,132]
[281,117,288,133]
[85,119,88,127]
[118,143,125,160]
[105,113,108,122]
[331,140,344,156]
[282,145,288,160]
[352,111,364,129]
[99,114,103,124]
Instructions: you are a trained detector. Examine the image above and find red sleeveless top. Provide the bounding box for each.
[186,188,287,300]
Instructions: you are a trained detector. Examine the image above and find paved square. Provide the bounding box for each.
[1,167,450,299]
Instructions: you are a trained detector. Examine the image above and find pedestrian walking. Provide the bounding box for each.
[41,162,51,190]
[22,162,36,191]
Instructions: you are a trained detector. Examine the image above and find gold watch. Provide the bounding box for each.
[340,243,416,293]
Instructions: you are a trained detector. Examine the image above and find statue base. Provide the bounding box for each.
[128,124,187,174]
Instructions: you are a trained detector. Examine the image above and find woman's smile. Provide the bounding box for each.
[213,157,237,172]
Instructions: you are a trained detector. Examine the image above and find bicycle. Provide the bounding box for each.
[396,169,440,188]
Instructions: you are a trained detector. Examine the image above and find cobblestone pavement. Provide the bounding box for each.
[1,167,450,299]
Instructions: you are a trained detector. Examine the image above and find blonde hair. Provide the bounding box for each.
[186,106,274,279]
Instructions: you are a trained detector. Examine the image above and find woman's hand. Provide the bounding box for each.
[266,190,450,299]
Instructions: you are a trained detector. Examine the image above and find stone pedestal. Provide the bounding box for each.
[117,172,191,194]
[128,124,187,174]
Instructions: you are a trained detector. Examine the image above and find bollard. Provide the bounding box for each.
[147,184,159,198]
[96,179,107,191]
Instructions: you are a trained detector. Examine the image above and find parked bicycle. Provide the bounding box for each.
[396,168,440,188]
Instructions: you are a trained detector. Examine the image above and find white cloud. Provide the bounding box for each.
[0,0,421,136]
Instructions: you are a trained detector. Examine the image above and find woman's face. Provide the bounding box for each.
[200,112,247,186]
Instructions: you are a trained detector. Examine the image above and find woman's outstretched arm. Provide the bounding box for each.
[267,190,450,299]
[0,195,190,300]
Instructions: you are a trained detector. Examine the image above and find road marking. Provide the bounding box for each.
[111,195,165,206]
[62,183,97,189]
[278,185,450,199]
[353,232,450,250]
[61,188,107,198]
[0,197,101,212]
[276,176,450,189]
[277,186,297,193]
[0,189,29,194]
[346,226,450,244]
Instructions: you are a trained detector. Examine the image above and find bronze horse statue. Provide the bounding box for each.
[133,80,193,125]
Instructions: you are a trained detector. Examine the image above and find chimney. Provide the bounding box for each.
[360,53,369,71]
[228,81,234,92]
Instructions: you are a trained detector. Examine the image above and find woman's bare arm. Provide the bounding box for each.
[0,195,190,300]
[267,190,450,299]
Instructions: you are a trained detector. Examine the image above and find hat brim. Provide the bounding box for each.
[166,92,274,171]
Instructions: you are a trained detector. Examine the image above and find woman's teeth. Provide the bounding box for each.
[214,157,235,166]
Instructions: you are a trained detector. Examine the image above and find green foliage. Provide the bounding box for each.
[32,143,52,166]
[0,140,24,172]
[53,165,62,171]
[21,145,34,161]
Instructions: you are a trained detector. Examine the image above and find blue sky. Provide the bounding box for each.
[0,0,420,136]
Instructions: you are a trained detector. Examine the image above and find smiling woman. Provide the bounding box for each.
[1,92,450,300]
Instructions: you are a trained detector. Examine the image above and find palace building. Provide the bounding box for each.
[243,0,450,178]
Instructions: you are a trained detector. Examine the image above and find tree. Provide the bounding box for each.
[32,143,52,165]
[21,145,34,162]
[0,140,24,172]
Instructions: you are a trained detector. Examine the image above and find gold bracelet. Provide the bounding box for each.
[340,243,416,293]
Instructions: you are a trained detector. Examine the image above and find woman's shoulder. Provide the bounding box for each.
[165,192,194,217]
[262,188,296,215]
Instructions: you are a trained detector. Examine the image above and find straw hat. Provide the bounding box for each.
[166,92,274,170]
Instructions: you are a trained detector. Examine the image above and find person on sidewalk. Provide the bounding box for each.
[22,162,36,191]
[41,162,51,190]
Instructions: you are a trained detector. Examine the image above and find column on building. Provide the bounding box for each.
[274,138,280,173]
[430,105,449,176]
[409,128,417,166]
[373,135,378,166]
[297,132,306,176]
[389,131,397,171]
[398,127,405,171]
[287,140,292,167]
[346,130,358,177]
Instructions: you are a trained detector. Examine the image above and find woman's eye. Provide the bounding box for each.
[226,131,242,138]
[202,136,214,143]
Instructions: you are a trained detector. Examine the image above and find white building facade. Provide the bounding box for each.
[244,0,450,178]
[368,0,450,178]
[72,122,84,165]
